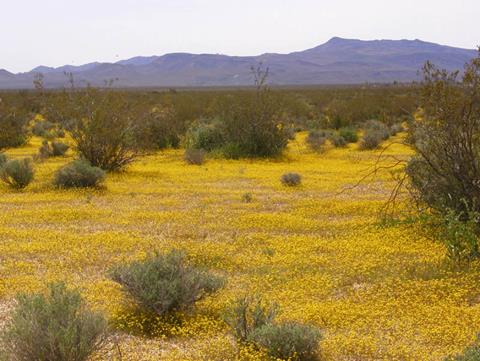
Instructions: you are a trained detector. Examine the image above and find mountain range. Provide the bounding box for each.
[0,37,477,89]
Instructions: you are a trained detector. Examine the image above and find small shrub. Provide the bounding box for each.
[109,250,225,316]
[440,208,480,262]
[0,158,34,189]
[306,130,327,151]
[364,119,390,140]
[0,106,29,151]
[221,142,244,160]
[339,127,358,143]
[51,142,69,156]
[389,123,404,136]
[224,295,278,342]
[242,193,253,203]
[54,160,105,188]
[445,337,480,360]
[330,134,347,148]
[184,148,206,165]
[359,129,384,150]
[32,120,55,137]
[185,118,225,152]
[142,106,182,150]
[0,153,8,168]
[37,140,52,159]
[1,282,107,361]
[281,172,302,187]
[249,321,322,361]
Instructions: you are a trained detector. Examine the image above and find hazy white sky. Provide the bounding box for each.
[1,0,478,73]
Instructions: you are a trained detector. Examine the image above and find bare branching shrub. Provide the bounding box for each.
[1,282,107,361]
[281,172,302,187]
[68,88,145,171]
[109,250,225,316]
[224,295,278,342]
[249,321,322,361]
[184,148,206,165]
[0,102,29,151]
[54,160,105,188]
[0,158,34,189]
[405,51,480,219]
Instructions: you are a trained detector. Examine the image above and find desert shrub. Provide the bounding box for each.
[37,140,52,159]
[220,142,244,159]
[405,52,480,220]
[0,104,29,151]
[306,130,327,151]
[445,336,480,360]
[389,123,404,136]
[0,158,34,189]
[54,160,105,188]
[330,134,347,147]
[109,250,225,315]
[185,118,225,152]
[224,295,278,342]
[439,208,480,262]
[339,127,358,143]
[184,148,206,165]
[281,172,302,187]
[364,119,390,140]
[32,120,55,137]
[214,67,292,158]
[51,141,69,156]
[242,192,253,203]
[143,106,182,149]
[249,321,322,361]
[68,88,145,171]
[1,282,107,361]
[359,128,384,150]
[0,153,7,168]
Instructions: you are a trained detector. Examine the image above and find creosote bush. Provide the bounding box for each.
[281,172,302,187]
[0,153,8,168]
[54,160,105,188]
[184,148,206,165]
[224,295,278,342]
[339,127,358,143]
[359,128,384,150]
[109,249,225,316]
[330,134,347,148]
[406,51,480,220]
[0,158,34,189]
[51,141,70,156]
[0,103,29,151]
[1,282,107,361]
[249,321,322,361]
[306,130,327,152]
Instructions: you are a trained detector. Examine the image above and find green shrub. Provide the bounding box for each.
[143,106,182,150]
[249,321,322,361]
[224,295,278,342]
[0,105,29,151]
[439,208,479,262]
[281,172,302,187]
[1,282,107,361]
[445,336,480,360]
[0,158,34,189]
[330,134,347,147]
[339,127,358,143]
[32,120,55,137]
[185,118,225,152]
[54,160,105,188]
[51,142,70,156]
[184,148,206,165]
[306,130,327,151]
[242,192,253,203]
[389,123,404,136]
[109,250,225,316]
[221,142,244,160]
[359,129,384,150]
[405,53,480,221]
[364,119,390,140]
[0,153,8,168]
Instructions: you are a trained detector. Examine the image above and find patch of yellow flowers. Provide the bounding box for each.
[1,133,480,360]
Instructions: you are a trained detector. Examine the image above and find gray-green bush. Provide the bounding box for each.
[109,250,225,315]
[1,282,107,361]
[0,158,34,189]
[184,148,206,165]
[339,127,358,143]
[281,172,302,187]
[249,321,322,361]
[54,160,105,188]
[224,295,278,342]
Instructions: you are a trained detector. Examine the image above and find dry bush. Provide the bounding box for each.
[281,172,302,187]
[184,148,206,165]
[0,158,34,189]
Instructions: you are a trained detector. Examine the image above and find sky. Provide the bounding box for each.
[1,0,478,73]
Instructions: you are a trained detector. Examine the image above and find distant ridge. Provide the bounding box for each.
[0,37,476,89]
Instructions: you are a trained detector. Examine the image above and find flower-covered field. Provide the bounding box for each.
[1,133,480,360]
